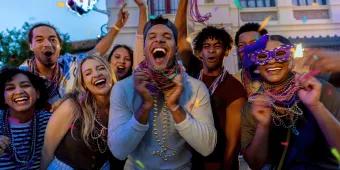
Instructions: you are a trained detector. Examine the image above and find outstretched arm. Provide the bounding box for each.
[175,0,193,65]
[93,3,129,56]
[133,0,148,67]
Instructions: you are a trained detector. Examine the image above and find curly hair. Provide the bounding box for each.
[235,23,268,46]
[192,26,233,54]
[0,67,49,110]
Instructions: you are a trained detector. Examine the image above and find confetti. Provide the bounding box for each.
[194,99,200,108]
[294,43,304,58]
[135,160,145,169]
[56,1,65,8]
[281,141,289,147]
[233,0,243,10]
[331,148,340,162]
[258,15,272,32]
[302,16,308,24]
[149,15,156,20]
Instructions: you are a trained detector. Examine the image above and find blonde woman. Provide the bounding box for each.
[41,56,123,169]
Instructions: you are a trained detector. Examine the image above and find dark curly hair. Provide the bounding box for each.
[192,26,233,54]
[0,67,49,110]
[28,23,62,44]
[235,23,268,46]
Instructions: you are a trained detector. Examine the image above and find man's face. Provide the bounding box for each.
[144,24,177,70]
[30,26,61,68]
[237,31,260,60]
[199,38,226,72]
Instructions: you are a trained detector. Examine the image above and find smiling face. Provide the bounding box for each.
[200,38,226,72]
[30,26,61,68]
[81,58,112,97]
[4,73,39,114]
[144,24,177,70]
[258,40,291,84]
[110,47,132,80]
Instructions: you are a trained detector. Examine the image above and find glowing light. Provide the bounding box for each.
[294,43,304,58]
[194,99,200,108]
[331,148,340,162]
[258,16,272,32]
[135,160,145,169]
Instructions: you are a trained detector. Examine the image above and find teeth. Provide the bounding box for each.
[14,97,28,102]
[94,79,105,85]
[153,48,166,54]
[267,67,282,71]
[117,66,125,69]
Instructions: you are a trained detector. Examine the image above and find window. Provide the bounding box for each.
[292,0,327,6]
[148,0,179,16]
[240,0,276,8]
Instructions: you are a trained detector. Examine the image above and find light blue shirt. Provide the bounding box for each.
[108,73,217,170]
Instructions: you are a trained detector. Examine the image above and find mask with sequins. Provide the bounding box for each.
[250,44,293,65]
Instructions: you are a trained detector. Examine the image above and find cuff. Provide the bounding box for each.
[129,115,149,132]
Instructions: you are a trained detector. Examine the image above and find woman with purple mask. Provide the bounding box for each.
[241,35,340,170]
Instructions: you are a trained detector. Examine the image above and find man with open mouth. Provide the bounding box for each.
[108,16,217,170]
[19,4,129,106]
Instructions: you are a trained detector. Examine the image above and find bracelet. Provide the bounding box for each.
[169,105,180,112]
[113,25,120,31]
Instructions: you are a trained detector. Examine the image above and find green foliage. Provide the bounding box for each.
[0,22,72,67]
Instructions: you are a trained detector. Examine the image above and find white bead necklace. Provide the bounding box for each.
[151,96,177,161]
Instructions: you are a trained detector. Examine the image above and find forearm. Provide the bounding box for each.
[244,125,270,170]
[40,148,54,170]
[309,102,340,149]
[170,106,187,123]
[134,103,152,124]
[108,114,149,160]
[224,138,240,169]
[137,4,147,35]
[94,26,120,56]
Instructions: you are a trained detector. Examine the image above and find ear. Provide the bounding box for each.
[36,90,40,100]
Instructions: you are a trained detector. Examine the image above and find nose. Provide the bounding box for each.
[14,87,25,94]
[268,58,276,64]
[42,39,52,47]
[155,35,165,43]
[208,46,216,53]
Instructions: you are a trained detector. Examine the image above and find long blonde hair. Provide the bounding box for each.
[66,55,116,148]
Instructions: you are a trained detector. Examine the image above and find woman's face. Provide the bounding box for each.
[110,47,132,80]
[4,73,39,113]
[258,40,291,84]
[81,59,112,97]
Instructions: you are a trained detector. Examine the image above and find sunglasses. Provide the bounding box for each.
[250,44,293,65]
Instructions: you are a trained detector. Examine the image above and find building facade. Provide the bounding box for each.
[105,0,340,72]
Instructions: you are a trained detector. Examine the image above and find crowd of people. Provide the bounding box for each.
[0,0,339,169]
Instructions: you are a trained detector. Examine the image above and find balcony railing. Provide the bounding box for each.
[148,0,179,16]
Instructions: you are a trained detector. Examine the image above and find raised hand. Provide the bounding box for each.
[164,74,183,111]
[303,48,340,73]
[134,71,153,108]
[134,0,145,6]
[0,135,10,155]
[250,95,272,128]
[295,73,322,109]
[115,3,129,29]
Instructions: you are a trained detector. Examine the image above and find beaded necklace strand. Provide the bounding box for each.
[2,110,38,167]
[151,96,177,161]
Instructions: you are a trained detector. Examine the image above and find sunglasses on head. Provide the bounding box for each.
[250,44,293,65]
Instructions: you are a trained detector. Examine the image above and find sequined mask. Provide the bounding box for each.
[250,44,293,65]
